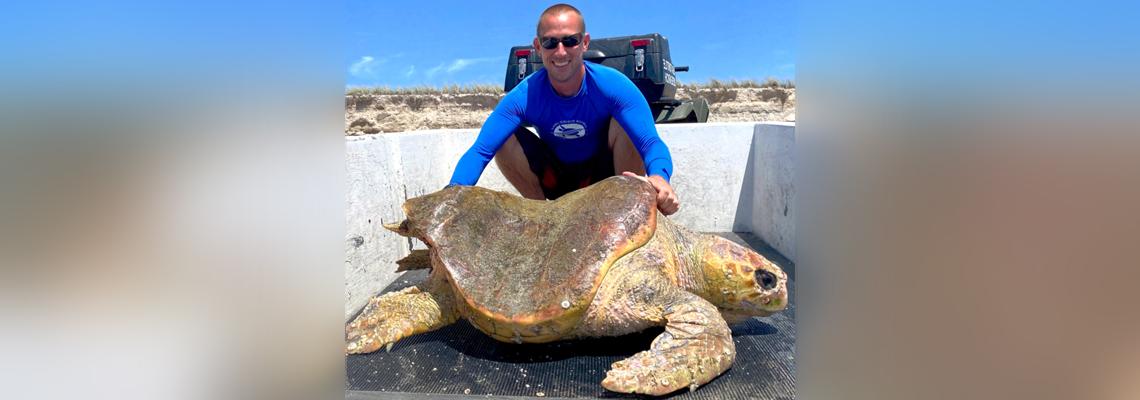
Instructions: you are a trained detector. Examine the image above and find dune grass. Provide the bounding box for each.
[346,78,794,95]
[681,77,795,89]
[347,83,503,95]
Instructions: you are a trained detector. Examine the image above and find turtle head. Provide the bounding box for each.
[699,236,789,318]
[383,185,466,242]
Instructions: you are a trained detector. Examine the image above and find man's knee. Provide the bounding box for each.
[494,135,526,169]
[608,119,646,175]
[607,118,624,149]
[494,134,546,199]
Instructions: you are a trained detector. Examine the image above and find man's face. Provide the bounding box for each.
[534,12,589,88]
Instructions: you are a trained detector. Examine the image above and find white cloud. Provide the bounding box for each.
[349,56,376,77]
[445,57,498,73]
[349,54,403,78]
[446,59,475,73]
[404,65,415,78]
[425,63,445,79]
[418,57,501,82]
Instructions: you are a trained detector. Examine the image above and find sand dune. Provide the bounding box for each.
[345,86,795,135]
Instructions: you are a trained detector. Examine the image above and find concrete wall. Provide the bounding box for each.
[745,123,796,261]
[345,122,794,319]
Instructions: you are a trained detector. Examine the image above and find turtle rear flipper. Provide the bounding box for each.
[601,283,735,395]
[345,270,458,354]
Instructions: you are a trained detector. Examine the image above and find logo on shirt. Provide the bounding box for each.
[551,120,587,139]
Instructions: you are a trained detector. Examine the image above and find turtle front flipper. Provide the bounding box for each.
[345,270,458,354]
[601,289,735,395]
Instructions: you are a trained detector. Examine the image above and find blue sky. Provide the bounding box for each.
[345,1,795,88]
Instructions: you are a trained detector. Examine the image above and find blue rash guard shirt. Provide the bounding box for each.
[448,61,674,186]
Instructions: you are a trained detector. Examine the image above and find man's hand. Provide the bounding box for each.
[622,171,680,215]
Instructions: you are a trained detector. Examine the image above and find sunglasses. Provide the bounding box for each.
[539,33,583,50]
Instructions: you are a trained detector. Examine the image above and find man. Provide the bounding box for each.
[447,3,680,215]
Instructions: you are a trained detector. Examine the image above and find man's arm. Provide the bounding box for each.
[608,74,680,215]
[610,95,673,182]
[619,171,678,214]
[448,86,527,186]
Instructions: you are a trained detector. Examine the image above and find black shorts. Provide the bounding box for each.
[513,123,614,200]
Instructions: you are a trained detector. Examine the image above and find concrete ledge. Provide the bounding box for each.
[345,122,795,319]
[747,123,796,261]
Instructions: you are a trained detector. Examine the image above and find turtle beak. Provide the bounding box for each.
[742,295,785,314]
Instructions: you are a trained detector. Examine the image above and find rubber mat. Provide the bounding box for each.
[346,233,795,399]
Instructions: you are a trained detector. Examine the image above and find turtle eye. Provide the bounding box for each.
[755,270,777,290]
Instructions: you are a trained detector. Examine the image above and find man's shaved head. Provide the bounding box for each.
[536,3,586,36]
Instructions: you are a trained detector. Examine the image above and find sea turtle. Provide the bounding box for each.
[346,175,788,395]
